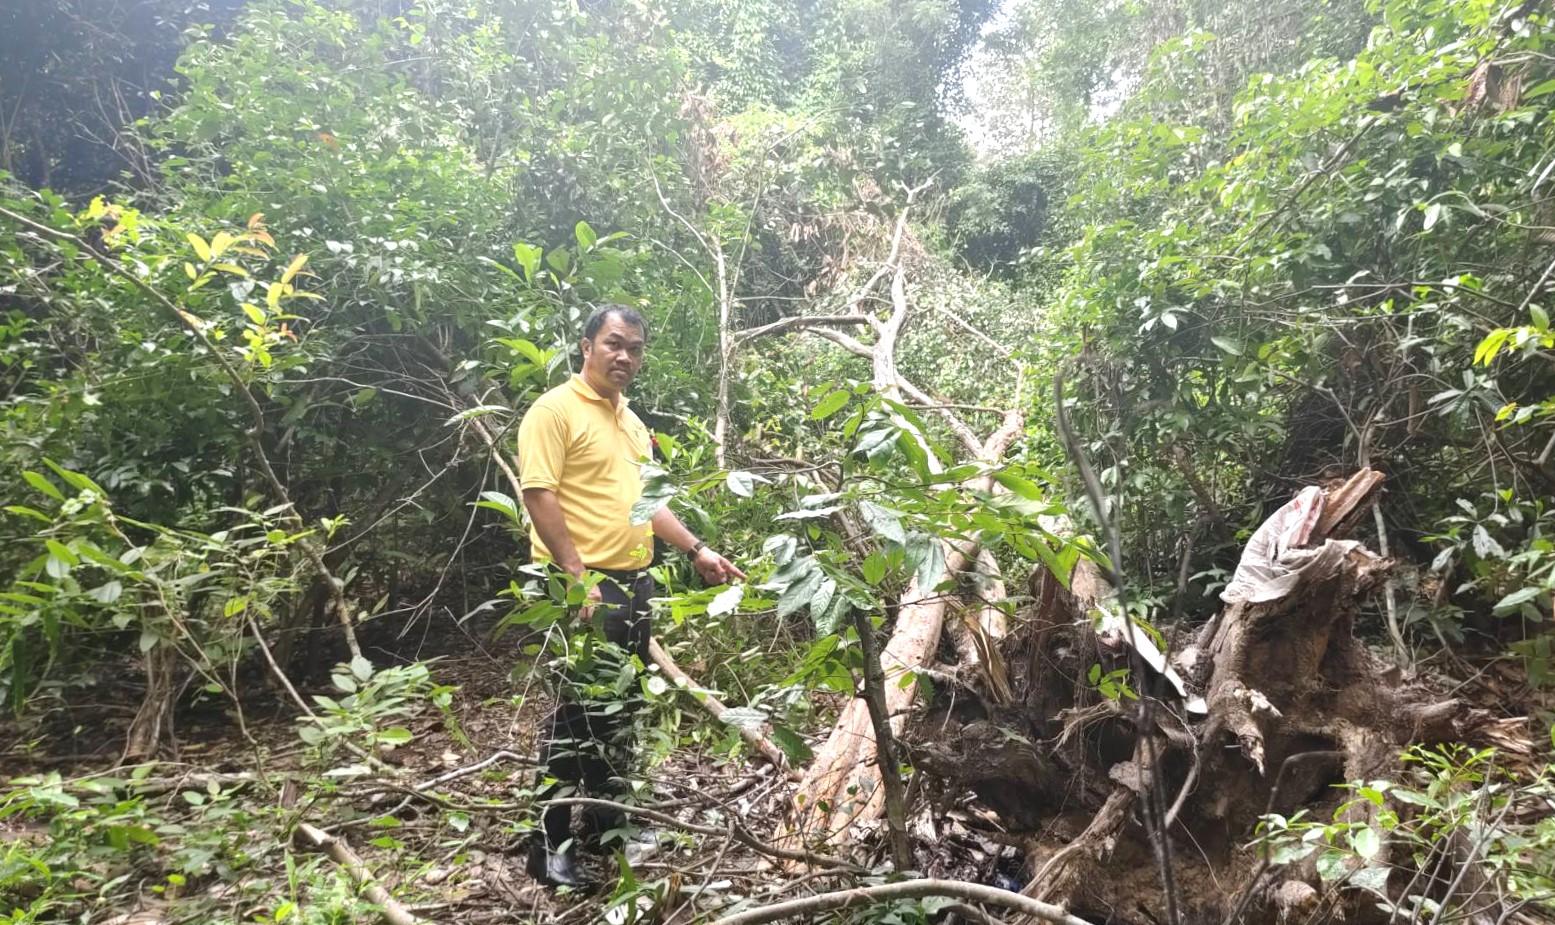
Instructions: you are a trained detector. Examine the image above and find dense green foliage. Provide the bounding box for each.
[1,0,1552,921]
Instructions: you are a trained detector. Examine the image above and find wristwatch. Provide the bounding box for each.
[688,540,708,558]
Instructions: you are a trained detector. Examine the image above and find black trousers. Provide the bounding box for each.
[535,570,654,848]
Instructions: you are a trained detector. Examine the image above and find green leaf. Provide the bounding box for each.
[770,724,813,764]
[726,470,767,498]
[1523,77,1555,100]
[43,459,104,496]
[475,490,522,524]
[861,551,887,585]
[513,242,542,281]
[1472,524,1505,559]
[377,727,413,745]
[1349,825,1381,860]
[1422,202,1443,231]
[5,505,51,523]
[44,539,78,567]
[777,566,822,619]
[1493,586,1542,616]
[1349,866,1390,895]
[1531,304,1549,332]
[351,654,374,681]
[186,232,212,262]
[1315,849,1349,882]
[858,501,906,545]
[810,389,850,420]
[87,581,122,604]
[22,471,64,502]
[904,533,946,591]
[763,534,797,566]
[720,707,768,729]
[1210,336,1243,356]
[993,469,1045,500]
[574,221,597,249]
[631,464,677,524]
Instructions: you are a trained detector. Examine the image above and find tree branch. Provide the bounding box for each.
[295,823,427,925]
[735,314,876,342]
[707,879,1093,925]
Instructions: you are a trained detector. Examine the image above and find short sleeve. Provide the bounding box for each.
[516,403,567,491]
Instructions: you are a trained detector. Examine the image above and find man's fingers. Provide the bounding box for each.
[723,559,747,581]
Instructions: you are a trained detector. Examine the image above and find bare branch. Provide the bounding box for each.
[735,314,876,342]
[707,879,1093,925]
[295,823,428,925]
[896,375,982,456]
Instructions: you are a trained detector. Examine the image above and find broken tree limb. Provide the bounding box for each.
[649,637,799,778]
[707,879,1095,925]
[776,188,1029,845]
[294,823,427,925]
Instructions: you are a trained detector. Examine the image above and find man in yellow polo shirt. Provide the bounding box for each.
[517,304,743,888]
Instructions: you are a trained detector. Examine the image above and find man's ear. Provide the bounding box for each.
[578,336,592,360]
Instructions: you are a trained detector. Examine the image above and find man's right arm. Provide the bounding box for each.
[521,488,602,620]
[520,488,584,578]
[516,404,600,619]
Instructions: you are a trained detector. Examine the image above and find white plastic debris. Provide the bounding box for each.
[1221,486,1375,605]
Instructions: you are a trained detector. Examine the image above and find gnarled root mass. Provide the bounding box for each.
[897,470,1492,923]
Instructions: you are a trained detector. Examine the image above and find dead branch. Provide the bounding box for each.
[706,879,1094,925]
[294,822,428,925]
[735,314,878,342]
[850,606,913,870]
[649,637,799,778]
[413,750,532,791]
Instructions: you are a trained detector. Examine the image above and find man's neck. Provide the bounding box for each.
[582,371,621,406]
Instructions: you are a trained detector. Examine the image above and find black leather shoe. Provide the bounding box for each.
[526,841,589,889]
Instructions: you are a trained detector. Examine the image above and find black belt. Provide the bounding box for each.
[594,566,651,584]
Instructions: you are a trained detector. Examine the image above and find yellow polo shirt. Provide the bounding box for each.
[516,375,654,570]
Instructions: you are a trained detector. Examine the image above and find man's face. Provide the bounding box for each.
[581,315,646,392]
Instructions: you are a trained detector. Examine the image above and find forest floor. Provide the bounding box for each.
[0,612,875,925]
[2,598,1549,925]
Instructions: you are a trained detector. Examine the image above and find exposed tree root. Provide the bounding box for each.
[902,470,1495,924]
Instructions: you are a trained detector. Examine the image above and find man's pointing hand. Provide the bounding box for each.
[692,546,746,586]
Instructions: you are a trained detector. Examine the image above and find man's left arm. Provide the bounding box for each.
[651,507,745,585]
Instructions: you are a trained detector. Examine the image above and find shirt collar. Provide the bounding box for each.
[570,374,629,416]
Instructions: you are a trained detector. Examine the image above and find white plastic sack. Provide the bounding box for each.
[1221,486,1371,604]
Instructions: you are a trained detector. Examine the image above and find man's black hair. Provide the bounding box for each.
[582,303,648,341]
